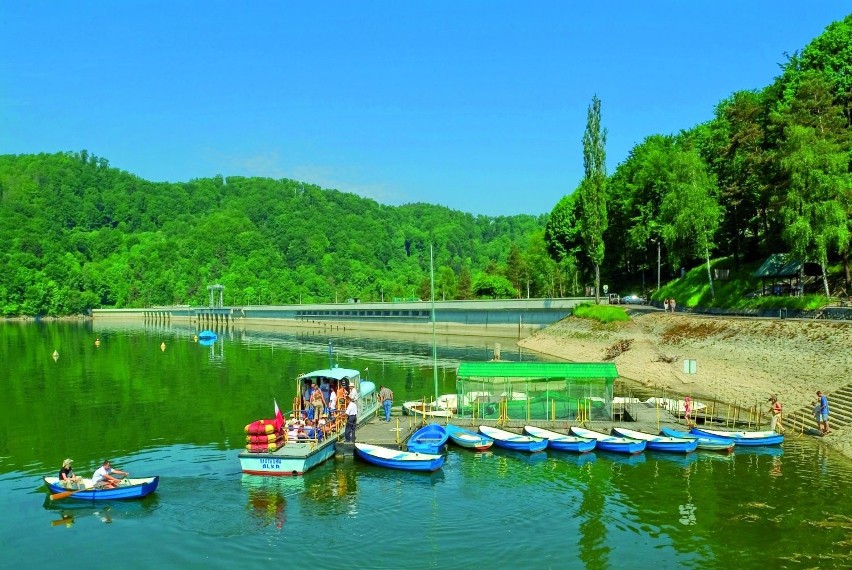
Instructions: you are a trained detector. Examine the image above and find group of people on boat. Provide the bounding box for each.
[288,378,361,443]
[58,458,129,490]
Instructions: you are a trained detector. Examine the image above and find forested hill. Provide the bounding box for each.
[0,152,554,316]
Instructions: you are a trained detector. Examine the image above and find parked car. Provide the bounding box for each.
[621,294,644,305]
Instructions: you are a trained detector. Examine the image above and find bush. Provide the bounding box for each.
[573,302,629,324]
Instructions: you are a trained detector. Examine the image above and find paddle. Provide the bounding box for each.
[50,487,90,501]
[51,515,74,526]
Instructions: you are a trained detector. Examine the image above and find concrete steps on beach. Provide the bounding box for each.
[783,385,852,432]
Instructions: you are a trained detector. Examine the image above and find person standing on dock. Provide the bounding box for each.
[344,397,358,442]
[379,385,394,422]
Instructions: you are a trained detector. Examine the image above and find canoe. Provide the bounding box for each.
[478,425,547,452]
[44,476,159,501]
[197,330,217,341]
[659,427,736,453]
[690,427,783,446]
[355,443,444,472]
[569,427,646,454]
[644,398,707,416]
[407,423,449,454]
[402,401,454,419]
[611,427,698,453]
[523,426,596,453]
[445,424,493,451]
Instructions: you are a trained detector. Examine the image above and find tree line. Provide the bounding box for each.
[547,15,851,301]
[1,16,849,317]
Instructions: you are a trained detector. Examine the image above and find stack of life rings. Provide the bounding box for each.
[244,419,286,453]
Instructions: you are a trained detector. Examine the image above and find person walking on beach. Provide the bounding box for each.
[379,385,394,422]
[817,391,830,435]
[663,299,669,312]
[683,396,692,427]
[768,395,785,433]
[344,397,358,442]
[670,298,676,313]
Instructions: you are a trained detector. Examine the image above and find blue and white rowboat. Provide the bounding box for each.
[570,426,646,454]
[355,443,444,472]
[523,426,596,453]
[479,426,548,452]
[611,427,698,453]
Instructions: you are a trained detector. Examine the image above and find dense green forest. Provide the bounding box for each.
[0,152,554,316]
[548,15,851,304]
[1,15,850,317]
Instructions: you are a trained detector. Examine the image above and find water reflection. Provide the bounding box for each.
[240,475,305,528]
[42,494,160,527]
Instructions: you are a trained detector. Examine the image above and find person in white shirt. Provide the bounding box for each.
[344,399,358,442]
[91,460,128,489]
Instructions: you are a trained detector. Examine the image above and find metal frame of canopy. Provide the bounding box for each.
[454,362,617,422]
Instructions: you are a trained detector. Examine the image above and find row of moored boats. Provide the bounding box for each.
[354,423,784,472]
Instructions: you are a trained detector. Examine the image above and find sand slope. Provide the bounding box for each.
[519,311,852,457]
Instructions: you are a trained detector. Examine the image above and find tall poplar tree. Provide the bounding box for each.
[579,95,608,303]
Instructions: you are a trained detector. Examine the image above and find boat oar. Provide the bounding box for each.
[50,487,90,501]
[51,515,74,526]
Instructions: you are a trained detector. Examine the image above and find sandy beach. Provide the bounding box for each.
[518,310,852,459]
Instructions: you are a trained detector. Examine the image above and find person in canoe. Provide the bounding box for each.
[59,458,82,489]
[91,460,129,489]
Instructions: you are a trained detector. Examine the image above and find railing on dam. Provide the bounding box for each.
[92,297,593,327]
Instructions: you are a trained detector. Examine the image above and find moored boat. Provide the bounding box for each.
[238,366,379,476]
[197,330,217,341]
[402,400,454,419]
[523,426,596,453]
[445,424,493,451]
[355,443,444,472]
[611,427,698,453]
[569,426,646,454]
[690,427,783,446]
[407,423,449,454]
[44,476,159,501]
[644,397,707,416]
[659,427,736,452]
[478,425,547,452]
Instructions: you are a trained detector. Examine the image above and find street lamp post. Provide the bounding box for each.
[652,239,661,291]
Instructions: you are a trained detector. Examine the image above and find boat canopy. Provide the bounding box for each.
[299,367,361,382]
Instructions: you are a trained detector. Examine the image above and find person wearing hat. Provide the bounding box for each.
[58,459,82,489]
[91,460,129,489]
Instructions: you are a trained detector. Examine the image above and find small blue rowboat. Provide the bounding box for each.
[355,443,444,472]
[611,427,698,453]
[198,330,217,341]
[478,426,547,452]
[445,424,493,451]
[523,426,596,453]
[570,427,646,454]
[659,427,736,453]
[691,427,783,446]
[407,423,449,454]
[45,476,159,501]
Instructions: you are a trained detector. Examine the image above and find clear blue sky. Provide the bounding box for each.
[1,3,848,217]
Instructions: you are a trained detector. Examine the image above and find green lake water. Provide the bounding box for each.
[1,321,851,569]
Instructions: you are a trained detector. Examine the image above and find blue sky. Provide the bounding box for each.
[1,3,848,217]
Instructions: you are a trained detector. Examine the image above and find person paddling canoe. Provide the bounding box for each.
[91,459,129,489]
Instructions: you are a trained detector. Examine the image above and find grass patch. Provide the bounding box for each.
[651,257,833,310]
[573,302,630,324]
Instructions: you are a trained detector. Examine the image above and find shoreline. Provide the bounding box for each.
[518,311,852,460]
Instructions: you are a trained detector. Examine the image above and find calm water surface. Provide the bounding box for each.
[1,321,850,569]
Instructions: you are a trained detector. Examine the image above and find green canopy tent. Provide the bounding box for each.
[454,362,618,422]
